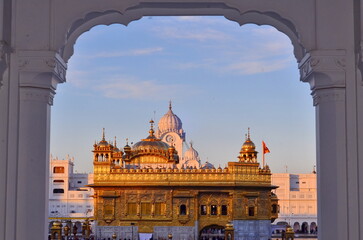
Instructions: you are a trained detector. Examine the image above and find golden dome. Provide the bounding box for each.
[124,138,131,152]
[238,128,258,163]
[241,138,256,152]
[241,128,256,152]
[97,128,110,147]
[132,120,171,152]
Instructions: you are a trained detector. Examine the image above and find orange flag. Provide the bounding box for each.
[262,141,270,154]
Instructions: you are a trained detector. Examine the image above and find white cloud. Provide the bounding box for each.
[224,59,290,75]
[153,27,231,41]
[83,47,163,59]
[173,58,217,70]
[95,77,197,100]
[66,70,90,87]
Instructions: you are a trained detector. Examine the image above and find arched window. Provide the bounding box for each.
[179,204,187,215]
[53,188,64,194]
[53,167,64,173]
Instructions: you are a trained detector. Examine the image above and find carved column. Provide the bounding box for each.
[0,41,11,89]
[16,50,66,240]
[0,40,11,240]
[299,50,351,240]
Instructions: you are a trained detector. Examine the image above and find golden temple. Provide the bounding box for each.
[90,107,278,240]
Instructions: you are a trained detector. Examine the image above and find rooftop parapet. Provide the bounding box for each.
[92,161,272,187]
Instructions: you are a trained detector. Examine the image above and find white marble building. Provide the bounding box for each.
[271,172,317,234]
[49,155,94,220]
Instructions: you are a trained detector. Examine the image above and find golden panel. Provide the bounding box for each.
[127,203,137,216]
[92,145,278,228]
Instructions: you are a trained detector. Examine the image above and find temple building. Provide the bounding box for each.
[271,172,317,234]
[48,155,94,233]
[90,104,279,240]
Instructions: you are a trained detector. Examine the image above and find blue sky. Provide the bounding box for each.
[51,16,316,174]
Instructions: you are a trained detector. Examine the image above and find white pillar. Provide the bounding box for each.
[299,50,359,240]
[0,40,11,240]
[0,50,66,240]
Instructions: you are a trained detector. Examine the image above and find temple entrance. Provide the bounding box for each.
[199,225,225,240]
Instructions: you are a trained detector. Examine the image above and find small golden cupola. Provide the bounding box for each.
[123,120,179,168]
[93,128,113,163]
[238,128,258,163]
[123,138,132,159]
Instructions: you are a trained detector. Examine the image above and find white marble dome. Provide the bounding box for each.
[201,161,215,169]
[184,143,199,161]
[158,103,183,133]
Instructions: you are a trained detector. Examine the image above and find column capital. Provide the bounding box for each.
[299,50,346,88]
[18,50,67,86]
[17,51,67,105]
[299,50,346,106]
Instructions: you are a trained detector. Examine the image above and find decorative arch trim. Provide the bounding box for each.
[61,3,307,63]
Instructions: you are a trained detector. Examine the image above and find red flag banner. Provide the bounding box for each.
[262,141,270,154]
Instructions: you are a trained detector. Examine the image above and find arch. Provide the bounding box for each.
[310,222,317,234]
[293,222,300,232]
[301,222,309,233]
[199,224,225,240]
[60,4,308,64]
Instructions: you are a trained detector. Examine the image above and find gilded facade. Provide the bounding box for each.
[90,106,278,240]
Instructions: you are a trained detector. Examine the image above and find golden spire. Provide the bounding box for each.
[114,136,117,147]
[247,127,250,139]
[169,100,172,110]
[149,119,155,137]
[102,128,105,141]
[126,138,129,145]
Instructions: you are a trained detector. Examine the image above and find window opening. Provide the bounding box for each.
[180,204,187,215]
[211,205,217,215]
[200,205,207,215]
[248,206,255,216]
[221,205,228,215]
[53,167,64,173]
[53,189,64,194]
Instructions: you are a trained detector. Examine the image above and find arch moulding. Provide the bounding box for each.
[49,1,316,64]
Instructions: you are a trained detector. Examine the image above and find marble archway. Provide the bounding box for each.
[1,1,362,240]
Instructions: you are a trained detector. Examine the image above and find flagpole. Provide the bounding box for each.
[262,150,265,168]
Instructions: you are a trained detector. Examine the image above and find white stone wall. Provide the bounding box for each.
[96,225,195,240]
[49,156,94,218]
[271,173,317,232]
[233,220,271,240]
